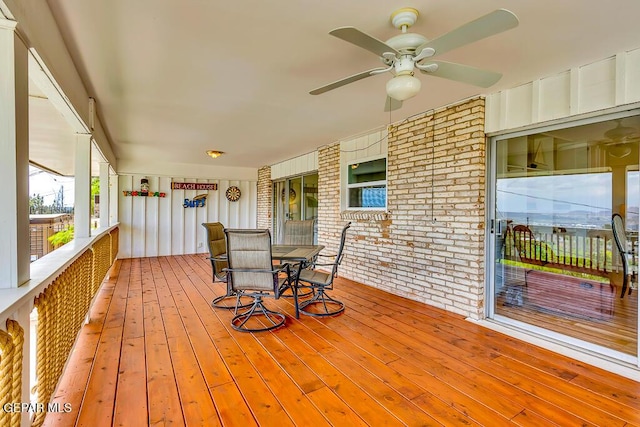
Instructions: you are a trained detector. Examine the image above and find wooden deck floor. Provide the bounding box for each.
[43,254,640,426]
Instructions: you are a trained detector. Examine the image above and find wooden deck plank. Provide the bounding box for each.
[156,261,222,426]
[43,255,640,427]
[141,258,186,427]
[228,330,333,426]
[344,297,599,426]
[207,335,296,426]
[336,278,640,425]
[75,326,122,427]
[209,382,259,427]
[113,336,148,427]
[305,386,370,427]
[276,323,407,426]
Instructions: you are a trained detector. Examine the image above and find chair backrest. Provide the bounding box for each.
[332,222,352,276]
[202,222,227,280]
[512,224,554,265]
[225,229,275,292]
[612,213,627,254]
[282,219,316,245]
[612,213,630,298]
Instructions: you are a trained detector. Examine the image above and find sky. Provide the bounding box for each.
[29,166,75,206]
[497,171,639,215]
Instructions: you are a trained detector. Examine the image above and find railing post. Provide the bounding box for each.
[74,134,92,239]
[13,306,31,427]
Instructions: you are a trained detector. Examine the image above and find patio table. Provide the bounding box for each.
[271,244,324,318]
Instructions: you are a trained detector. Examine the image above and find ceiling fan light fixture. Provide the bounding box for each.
[206,150,224,159]
[386,72,421,101]
[607,143,632,158]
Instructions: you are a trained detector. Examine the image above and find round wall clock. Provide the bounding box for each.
[281,188,296,202]
[225,186,241,202]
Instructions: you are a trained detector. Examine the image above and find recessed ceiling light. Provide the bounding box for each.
[206,150,224,159]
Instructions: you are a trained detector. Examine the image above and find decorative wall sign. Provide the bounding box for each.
[171,182,218,191]
[225,186,241,202]
[123,191,166,197]
[183,193,207,208]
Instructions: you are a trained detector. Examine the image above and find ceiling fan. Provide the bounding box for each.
[593,119,639,158]
[310,7,519,111]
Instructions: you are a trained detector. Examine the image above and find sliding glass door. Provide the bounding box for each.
[488,113,639,362]
[272,173,318,244]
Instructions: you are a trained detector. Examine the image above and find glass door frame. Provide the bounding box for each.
[485,110,640,367]
[272,172,318,244]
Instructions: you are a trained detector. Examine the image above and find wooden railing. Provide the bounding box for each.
[504,225,620,277]
[0,226,118,427]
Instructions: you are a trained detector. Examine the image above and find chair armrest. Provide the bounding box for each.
[311,261,337,268]
[223,265,291,275]
[208,254,228,262]
[317,252,337,258]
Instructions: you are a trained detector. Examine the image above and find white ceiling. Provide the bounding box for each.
[29,1,640,175]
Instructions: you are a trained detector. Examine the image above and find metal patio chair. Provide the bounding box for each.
[297,222,351,317]
[612,213,634,298]
[202,222,251,310]
[224,228,293,332]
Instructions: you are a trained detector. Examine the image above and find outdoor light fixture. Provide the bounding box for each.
[206,150,224,159]
[386,71,421,101]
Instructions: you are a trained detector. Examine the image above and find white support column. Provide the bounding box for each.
[110,174,119,226]
[74,134,92,238]
[99,162,110,228]
[0,19,30,288]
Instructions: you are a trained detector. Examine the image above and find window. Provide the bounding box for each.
[347,158,386,209]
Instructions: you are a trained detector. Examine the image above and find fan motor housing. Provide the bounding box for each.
[385,33,428,53]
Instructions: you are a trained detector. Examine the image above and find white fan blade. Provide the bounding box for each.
[310,67,388,95]
[416,9,518,57]
[420,60,502,88]
[330,27,399,57]
[384,96,403,112]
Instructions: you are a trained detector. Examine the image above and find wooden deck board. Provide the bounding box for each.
[43,254,640,426]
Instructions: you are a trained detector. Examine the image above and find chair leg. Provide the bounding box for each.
[231,295,286,332]
[211,282,253,310]
[298,287,344,317]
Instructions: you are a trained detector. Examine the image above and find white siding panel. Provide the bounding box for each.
[539,71,571,122]
[118,175,133,258]
[158,176,172,256]
[626,49,640,103]
[171,178,185,255]
[131,175,147,258]
[506,83,533,128]
[145,175,160,257]
[184,186,198,254]
[484,93,501,132]
[271,151,319,179]
[486,47,640,134]
[340,127,387,166]
[118,175,257,258]
[579,57,616,113]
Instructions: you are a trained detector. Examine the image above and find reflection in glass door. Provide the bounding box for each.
[273,173,318,243]
[489,114,639,361]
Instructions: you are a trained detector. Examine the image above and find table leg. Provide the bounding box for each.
[293,263,304,319]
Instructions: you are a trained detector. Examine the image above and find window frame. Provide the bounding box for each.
[345,156,388,210]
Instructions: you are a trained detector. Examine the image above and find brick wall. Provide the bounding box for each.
[257,97,487,319]
[317,143,343,254]
[257,166,272,231]
[338,97,487,319]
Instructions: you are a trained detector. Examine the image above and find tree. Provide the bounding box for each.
[53,187,64,213]
[48,225,74,248]
[91,177,100,216]
[29,193,44,214]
